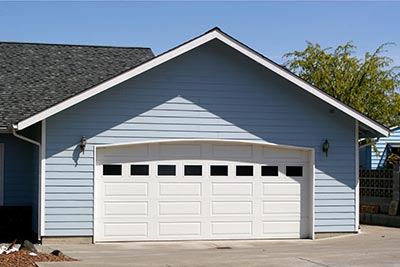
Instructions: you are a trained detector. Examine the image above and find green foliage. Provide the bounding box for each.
[283,42,400,127]
[386,153,400,168]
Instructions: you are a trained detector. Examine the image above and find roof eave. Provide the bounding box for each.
[13,28,389,137]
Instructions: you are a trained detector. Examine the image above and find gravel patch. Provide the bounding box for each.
[0,243,76,267]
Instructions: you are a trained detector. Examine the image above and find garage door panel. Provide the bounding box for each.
[95,142,311,241]
[159,183,201,196]
[211,201,253,215]
[262,176,302,183]
[262,232,300,239]
[104,202,148,216]
[212,183,253,196]
[212,144,253,159]
[211,221,252,235]
[105,183,148,196]
[263,221,300,235]
[159,144,202,157]
[263,147,306,161]
[263,183,300,195]
[104,223,148,237]
[159,201,201,216]
[98,145,149,160]
[159,222,201,236]
[262,195,300,202]
[262,213,300,221]
[263,201,300,214]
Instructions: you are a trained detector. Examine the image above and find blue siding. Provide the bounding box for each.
[363,127,400,169]
[0,124,40,232]
[359,146,371,169]
[45,40,356,236]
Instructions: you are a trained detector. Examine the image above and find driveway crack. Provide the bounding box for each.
[298,257,336,267]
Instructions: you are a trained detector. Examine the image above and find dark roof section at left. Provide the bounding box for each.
[0,42,155,128]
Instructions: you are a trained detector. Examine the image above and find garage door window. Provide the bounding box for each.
[131,164,149,176]
[236,165,253,176]
[210,165,228,176]
[158,165,176,176]
[262,166,278,176]
[103,164,122,176]
[286,166,303,177]
[184,165,202,176]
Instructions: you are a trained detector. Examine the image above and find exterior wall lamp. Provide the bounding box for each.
[322,140,329,157]
[80,136,87,154]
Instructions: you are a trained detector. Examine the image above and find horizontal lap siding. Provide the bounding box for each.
[45,40,356,236]
[370,128,400,169]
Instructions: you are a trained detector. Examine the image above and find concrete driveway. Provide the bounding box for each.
[37,225,400,267]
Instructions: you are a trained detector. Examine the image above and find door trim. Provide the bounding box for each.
[93,139,315,242]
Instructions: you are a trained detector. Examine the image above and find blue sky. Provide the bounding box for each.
[0,1,399,65]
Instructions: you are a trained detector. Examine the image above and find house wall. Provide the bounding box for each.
[359,146,371,169]
[0,124,40,232]
[45,40,356,236]
[365,128,400,169]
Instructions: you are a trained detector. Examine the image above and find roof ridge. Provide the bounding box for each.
[0,41,151,50]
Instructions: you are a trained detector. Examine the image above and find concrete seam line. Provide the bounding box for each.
[298,258,335,267]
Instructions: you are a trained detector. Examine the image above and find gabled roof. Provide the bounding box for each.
[0,42,154,128]
[4,28,389,137]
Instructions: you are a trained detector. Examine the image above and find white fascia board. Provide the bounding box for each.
[389,126,400,132]
[16,29,389,137]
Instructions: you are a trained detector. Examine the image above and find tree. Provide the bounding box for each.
[283,42,400,127]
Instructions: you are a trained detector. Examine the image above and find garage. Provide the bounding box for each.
[94,140,314,242]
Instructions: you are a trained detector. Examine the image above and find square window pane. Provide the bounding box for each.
[103,164,122,176]
[210,165,228,176]
[184,165,202,176]
[286,166,303,177]
[236,165,253,176]
[158,165,176,176]
[131,164,149,176]
[262,166,278,176]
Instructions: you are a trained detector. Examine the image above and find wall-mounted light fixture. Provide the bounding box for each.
[322,140,329,157]
[80,136,87,154]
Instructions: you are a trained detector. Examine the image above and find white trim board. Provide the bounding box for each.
[13,28,389,137]
[39,120,46,238]
[355,120,360,232]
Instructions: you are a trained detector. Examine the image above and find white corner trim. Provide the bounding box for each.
[93,145,97,243]
[355,120,360,232]
[39,120,46,239]
[310,149,315,239]
[0,143,4,206]
[15,29,389,137]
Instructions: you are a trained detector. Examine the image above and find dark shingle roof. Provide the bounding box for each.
[0,42,154,128]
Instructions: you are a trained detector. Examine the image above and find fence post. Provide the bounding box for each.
[393,165,400,201]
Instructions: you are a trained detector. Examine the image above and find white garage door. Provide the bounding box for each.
[94,141,312,242]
